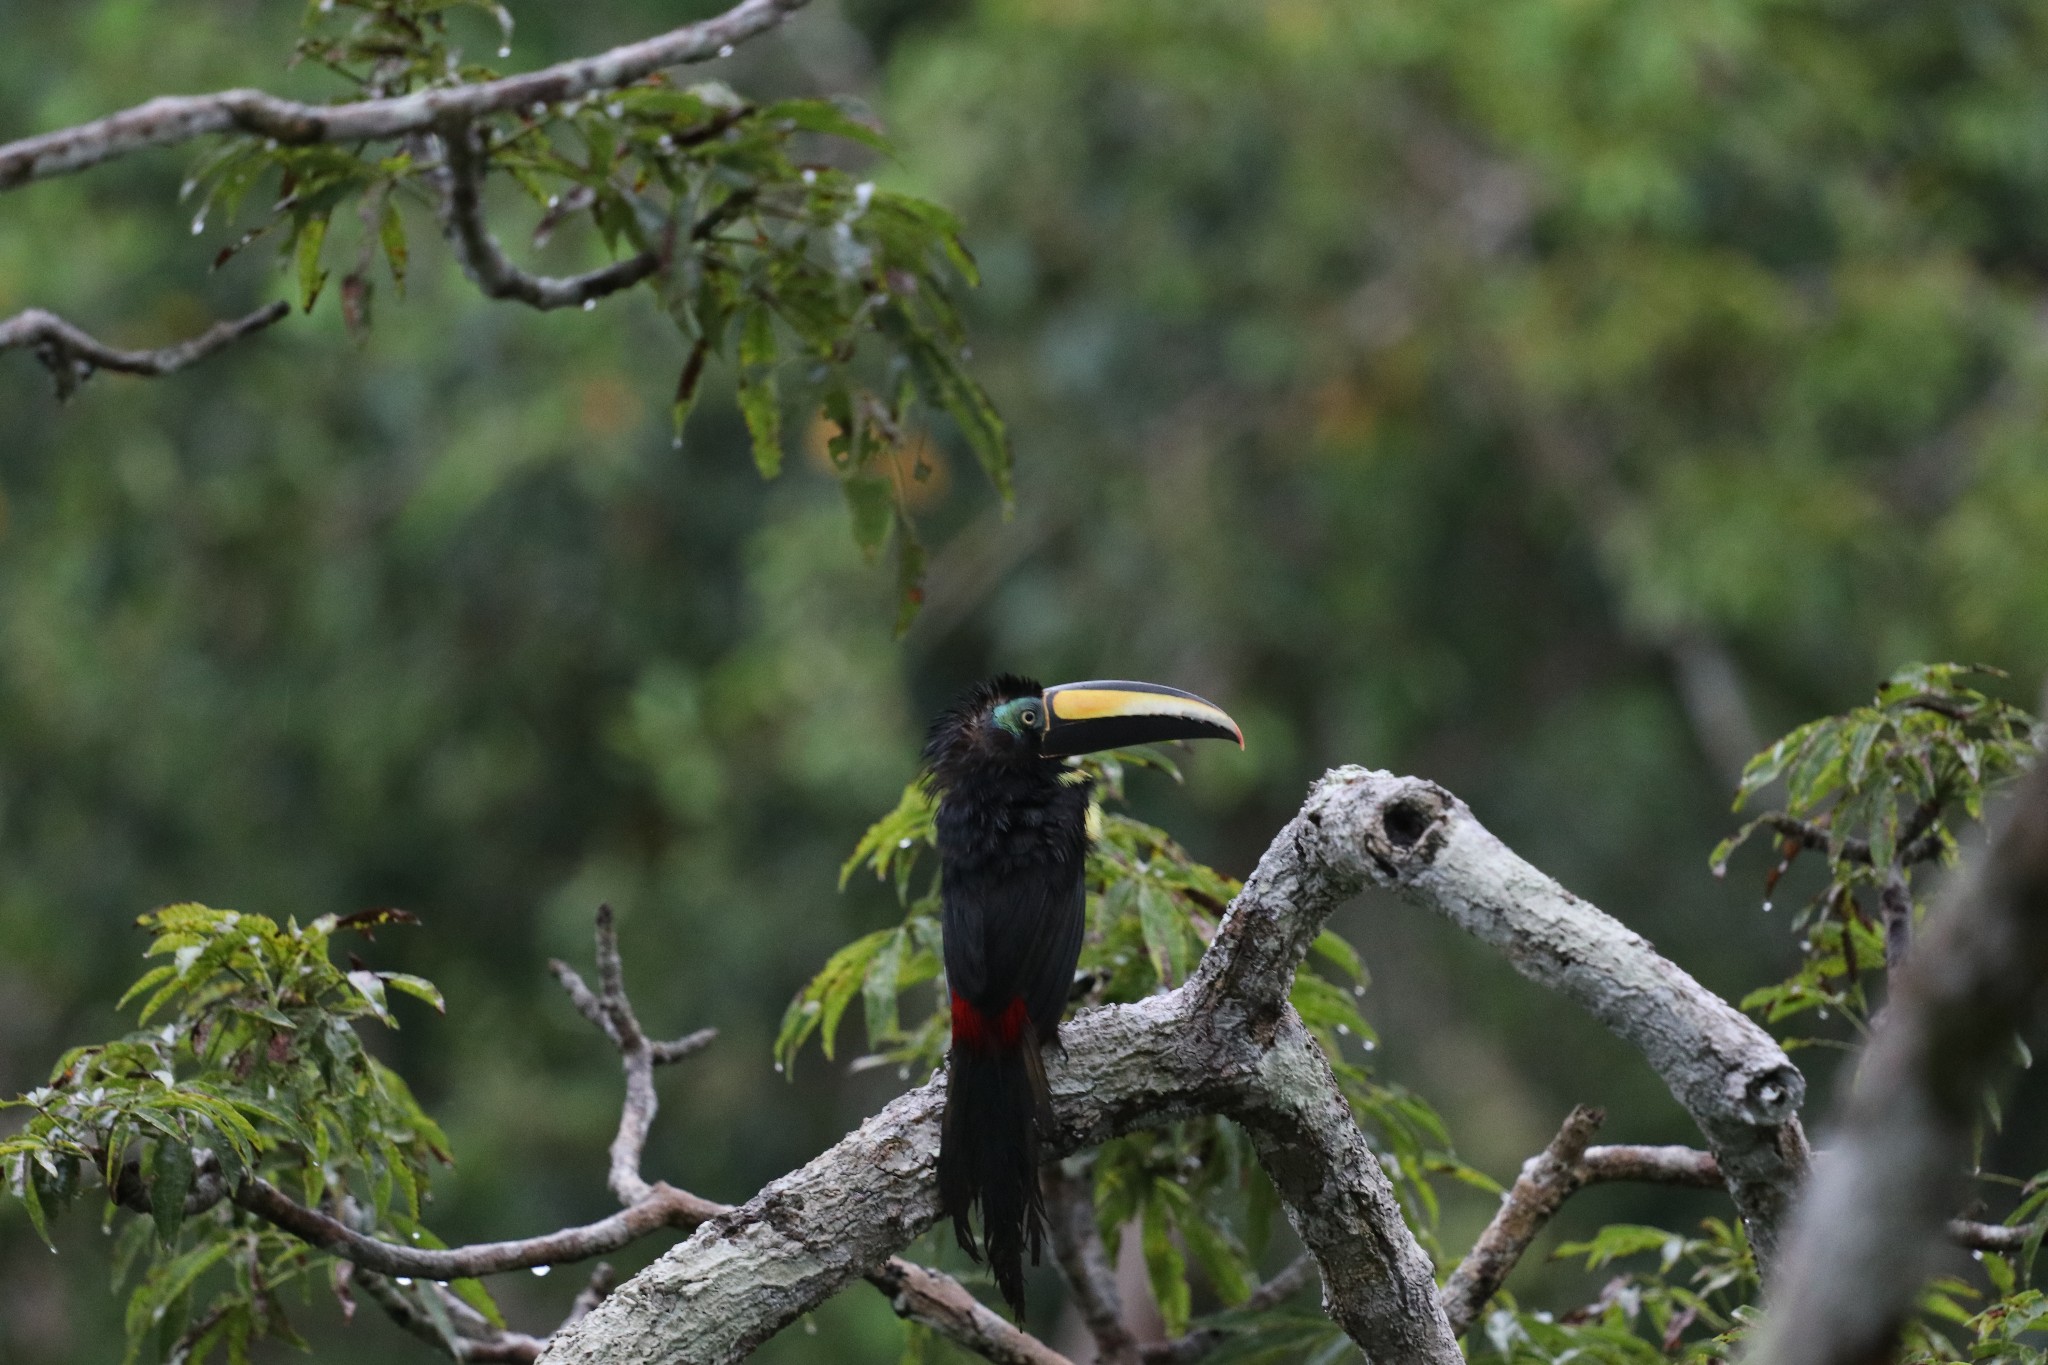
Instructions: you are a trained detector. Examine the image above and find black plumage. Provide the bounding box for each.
[924,675,1089,1319]
[921,673,1241,1319]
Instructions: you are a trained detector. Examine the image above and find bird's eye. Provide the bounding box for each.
[1019,709,1038,727]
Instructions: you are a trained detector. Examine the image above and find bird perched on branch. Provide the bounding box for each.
[922,675,1243,1318]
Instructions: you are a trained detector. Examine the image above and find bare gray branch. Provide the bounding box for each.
[1,301,288,397]
[0,0,810,190]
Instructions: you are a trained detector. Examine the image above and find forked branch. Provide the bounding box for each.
[0,302,288,398]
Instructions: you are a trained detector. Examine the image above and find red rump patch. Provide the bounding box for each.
[950,992,1030,1050]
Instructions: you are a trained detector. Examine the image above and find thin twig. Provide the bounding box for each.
[563,1263,617,1327]
[1767,800,1944,871]
[1439,1106,1606,1338]
[0,0,811,189]
[1046,1161,1140,1365]
[434,122,658,311]
[231,1175,717,1278]
[0,302,288,397]
[870,1259,1077,1365]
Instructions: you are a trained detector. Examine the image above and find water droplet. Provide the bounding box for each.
[897,1066,909,1080]
[801,169,817,185]
[1361,1039,1376,1051]
[498,45,511,57]
[773,1061,784,1073]
[671,436,684,450]
[1973,1249,1986,1261]
[532,1264,551,1277]
[396,1277,414,1287]
[1761,901,1773,913]
[1817,1008,1830,1019]
[897,837,913,849]
[1335,1024,1350,1036]
[582,298,597,311]
[718,44,735,58]
[411,1231,422,1241]
[190,210,207,235]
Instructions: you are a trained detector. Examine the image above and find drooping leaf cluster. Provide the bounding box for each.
[1714,664,2040,1036]
[0,904,487,1365]
[182,0,1008,631]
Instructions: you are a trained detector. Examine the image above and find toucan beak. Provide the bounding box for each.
[1037,680,1244,758]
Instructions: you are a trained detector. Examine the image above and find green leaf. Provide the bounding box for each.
[380,973,446,1013]
[18,1156,51,1249]
[1143,1186,1192,1337]
[737,307,783,477]
[379,198,407,294]
[843,476,894,559]
[1136,882,1186,987]
[764,98,889,152]
[1310,930,1368,988]
[151,1139,195,1243]
[294,214,330,313]
[893,524,926,638]
[861,928,907,1047]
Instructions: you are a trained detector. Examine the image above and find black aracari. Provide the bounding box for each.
[922,675,1242,1318]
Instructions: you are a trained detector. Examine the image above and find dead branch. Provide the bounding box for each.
[870,1260,1077,1365]
[0,301,288,397]
[1440,1105,1607,1338]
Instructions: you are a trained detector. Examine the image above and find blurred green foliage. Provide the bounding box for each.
[7,0,2048,1360]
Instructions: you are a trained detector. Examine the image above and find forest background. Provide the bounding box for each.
[5,0,2048,1360]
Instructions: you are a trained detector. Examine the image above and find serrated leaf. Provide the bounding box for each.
[1143,1187,1192,1337]
[861,928,906,1047]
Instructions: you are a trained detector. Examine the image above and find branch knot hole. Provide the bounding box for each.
[1383,800,1433,849]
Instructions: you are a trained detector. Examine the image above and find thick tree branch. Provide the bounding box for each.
[0,0,811,190]
[1749,747,2048,1365]
[0,302,288,397]
[433,123,659,311]
[1293,772,1810,1266]
[559,770,1779,1365]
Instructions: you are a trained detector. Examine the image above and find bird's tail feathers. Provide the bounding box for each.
[938,1029,1052,1319]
